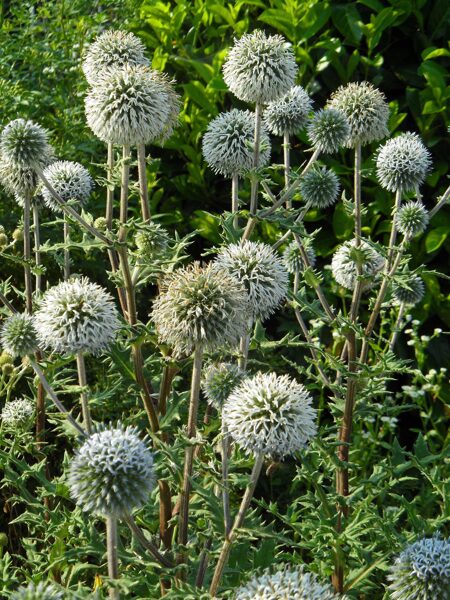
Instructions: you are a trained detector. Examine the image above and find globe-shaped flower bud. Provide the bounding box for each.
[34,277,120,356]
[215,241,288,322]
[0,119,53,168]
[201,362,245,411]
[0,156,40,198]
[41,161,93,213]
[223,372,317,458]
[328,82,389,147]
[387,535,450,600]
[392,275,425,306]
[376,133,432,192]
[223,30,298,104]
[235,564,341,600]
[82,30,150,85]
[1,398,35,430]
[11,582,64,600]
[331,240,385,291]
[0,313,38,358]
[151,263,249,357]
[307,108,350,154]
[135,222,171,259]
[68,424,155,517]
[283,239,316,274]
[264,86,313,136]
[395,200,429,237]
[202,109,271,178]
[85,65,176,146]
[299,166,340,209]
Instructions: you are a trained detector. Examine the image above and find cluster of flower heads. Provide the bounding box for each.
[376,133,432,192]
[392,274,425,306]
[283,238,316,274]
[41,160,93,213]
[0,313,37,358]
[331,239,385,291]
[1,398,35,430]
[299,166,340,209]
[11,582,65,600]
[264,86,312,136]
[201,362,245,411]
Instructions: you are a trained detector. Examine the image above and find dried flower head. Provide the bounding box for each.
[215,240,288,322]
[331,240,385,291]
[328,82,389,147]
[11,582,64,600]
[299,166,340,209]
[34,277,120,356]
[1,398,35,430]
[395,200,429,238]
[68,424,155,517]
[82,30,150,85]
[201,362,245,411]
[392,275,425,306]
[0,313,38,358]
[307,108,350,154]
[223,372,317,458]
[387,535,450,600]
[202,109,271,178]
[0,119,52,169]
[376,133,432,192]
[264,86,313,136]
[223,30,298,104]
[152,263,249,356]
[283,239,316,274]
[135,222,171,259]
[41,161,93,213]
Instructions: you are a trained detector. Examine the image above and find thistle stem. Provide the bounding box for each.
[137,143,151,222]
[23,193,33,314]
[32,204,42,293]
[231,173,239,230]
[76,351,93,435]
[106,143,115,229]
[63,217,70,280]
[238,329,251,371]
[389,302,406,351]
[106,515,120,600]
[221,421,232,535]
[249,103,262,215]
[283,132,290,202]
[124,515,174,568]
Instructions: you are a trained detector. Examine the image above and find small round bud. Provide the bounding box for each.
[41,161,93,213]
[299,166,340,209]
[0,119,53,168]
[307,108,350,154]
[0,313,38,358]
[331,240,385,291]
[135,222,171,259]
[2,363,14,376]
[0,233,8,246]
[201,363,245,411]
[1,398,35,430]
[376,133,432,192]
[11,582,64,600]
[283,239,316,273]
[0,352,13,366]
[12,228,24,241]
[395,200,429,237]
[94,217,108,230]
[264,86,313,136]
[392,275,425,306]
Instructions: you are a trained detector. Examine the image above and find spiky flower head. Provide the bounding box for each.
[392,275,425,306]
[34,277,120,356]
[215,240,288,322]
[201,363,245,411]
[223,30,298,104]
[0,313,38,358]
[152,263,249,357]
[82,30,150,85]
[202,109,271,177]
[307,108,350,154]
[395,200,429,238]
[11,582,64,600]
[387,535,450,600]
[328,82,389,147]
[299,166,340,209]
[0,119,53,168]
[85,65,178,146]
[234,564,341,599]
[41,161,93,213]
[68,424,155,517]
[1,398,35,430]
[0,156,41,199]
[376,133,432,192]
[135,222,171,259]
[283,239,316,274]
[331,239,385,291]
[264,86,313,136]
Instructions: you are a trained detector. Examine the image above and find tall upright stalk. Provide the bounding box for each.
[106,143,115,229]
[231,173,239,229]
[106,515,120,600]
[63,217,70,280]
[249,103,262,215]
[221,421,232,535]
[137,143,151,222]
[76,351,93,435]
[283,132,291,204]
[32,204,42,293]
[23,193,33,314]
[389,302,406,351]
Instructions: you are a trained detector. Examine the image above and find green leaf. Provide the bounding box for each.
[425,227,448,253]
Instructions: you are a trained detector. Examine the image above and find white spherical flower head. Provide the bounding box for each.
[201,362,245,411]
[85,65,175,146]
[331,239,385,291]
[215,240,288,322]
[376,133,432,192]
[283,239,316,274]
[387,535,450,600]
[328,82,389,147]
[11,582,64,600]
[395,200,429,238]
[223,30,298,104]
[0,313,38,358]
[34,277,120,356]
[41,161,93,213]
[392,275,425,306]
[82,30,150,85]
[299,166,340,209]
[1,398,35,430]
[307,108,350,154]
[68,424,155,518]
[202,109,271,178]
[152,263,249,357]
[264,86,313,136]
[223,372,317,458]
[235,564,342,600]
[0,119,52,168]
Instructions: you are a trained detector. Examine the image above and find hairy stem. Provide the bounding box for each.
[106,515,120,600]
[124,515,174,568]
[231,173,239,230]
[389,302,406,351]
[76,351,93,435]
[249,103,262,215]
[221,421,232,535]
[283,132,291,204]
[63,217,70,280]
[23,193,33,314]
[32,204,42,293]
[106,143,115,229]
[137,143,151,222]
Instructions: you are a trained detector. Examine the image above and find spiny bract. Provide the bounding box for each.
[392,274,425,306]
[307,108,350,154]
[376,133,432,192]
[201,362,245,411]
[264,86,313,136]
[0,313,38,358]
[1,398,35,430]
[283,239,316,274]
[0,119,53,168]
[11,582,64,600]
[223,372,317,458]
[41,161,93,213]
[299,165,340,209]
[331,239,385,291]
[395,200,429,238]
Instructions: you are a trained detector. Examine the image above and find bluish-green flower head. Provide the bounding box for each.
[376,133,432,192]
[395,200,429,238]
[0,119,52,169]
[299,166,340,209]
[307,108,350,154]
[0,313,38,358]
[264,86,313,136]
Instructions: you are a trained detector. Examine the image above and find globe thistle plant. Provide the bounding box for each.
[392,275,425,306]
[215,240,289,322]
[0,119,53,168]
[82,29,150,85]
[376,133,432,192]
[202,109,271,177]
[283,239,316,273]
[222,30,298,104]
[307,108,350,154]
[1,398,35,430]
[395,200,429,237]
[201,362,245,411]
[0,313,38,357]
[299,166,340,209]
[264,86,313,136]
[328,82,389,147]
[68,423,155,517]
[331,239,385,291]
[34,277,120,356]
[387,535,450,600]
[223,372,317,458]
[41,161,93,213]
[11,582,64,600]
